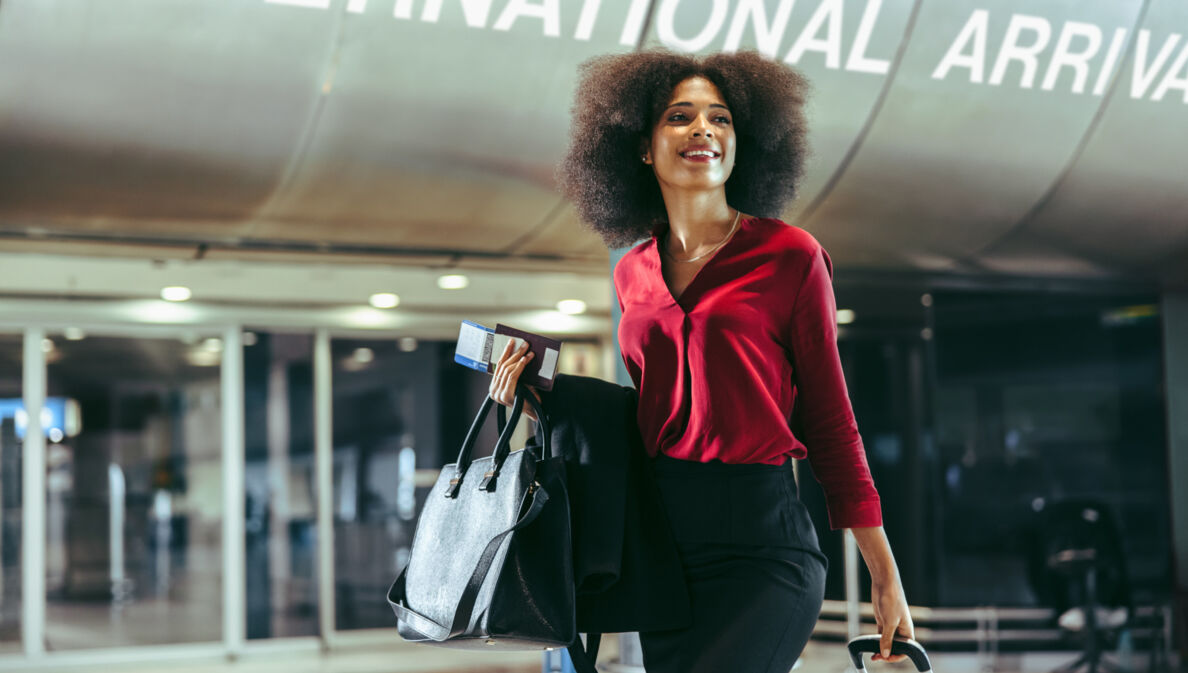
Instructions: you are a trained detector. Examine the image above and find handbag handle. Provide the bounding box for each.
[495,383,550,460]
[485,385,550,490]
[445,387,527,498]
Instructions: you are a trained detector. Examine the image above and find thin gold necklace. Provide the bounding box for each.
[662,209,741,263]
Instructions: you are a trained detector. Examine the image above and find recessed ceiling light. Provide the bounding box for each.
[836,309,856,325]
[243,332,258,347]
[399,337,418,352]
[202,338,223,353]
[352,347,375,364]
[41,338,54,353]
[556,299,587,315]
[369,292,400,309]
[437,274,469,290]
[186,350,221,367]
[161,286,192,302]
[63,327,86,341]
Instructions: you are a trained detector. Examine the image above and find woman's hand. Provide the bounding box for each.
[871,577,914,663]
[850,526,915,663]
[489,339,539,421]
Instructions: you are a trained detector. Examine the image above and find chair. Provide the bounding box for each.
[1037,499,1133,673]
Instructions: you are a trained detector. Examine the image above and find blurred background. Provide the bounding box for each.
[0,0,1184,671]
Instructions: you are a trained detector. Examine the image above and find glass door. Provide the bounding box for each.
[0,334,21,654]
[243,331,318,639]
[42,331,224,650]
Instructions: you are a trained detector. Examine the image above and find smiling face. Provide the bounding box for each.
[643,75,737,195]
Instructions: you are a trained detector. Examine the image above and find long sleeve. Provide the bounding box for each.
[788,245,882,530]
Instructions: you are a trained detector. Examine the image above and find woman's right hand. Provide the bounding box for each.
[489,339,538,421]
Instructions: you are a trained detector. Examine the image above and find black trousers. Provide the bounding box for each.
[638,455,828,673]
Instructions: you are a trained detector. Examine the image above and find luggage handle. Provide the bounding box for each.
[847,635,931,673]
[447,386,528,497]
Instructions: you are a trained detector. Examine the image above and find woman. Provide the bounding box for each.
[490,49,913,673]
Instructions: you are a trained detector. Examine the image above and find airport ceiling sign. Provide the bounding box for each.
[264,0,1188,103]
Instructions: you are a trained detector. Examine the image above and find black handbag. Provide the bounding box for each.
[386,385,575,650]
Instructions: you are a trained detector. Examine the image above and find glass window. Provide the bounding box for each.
[332,337,487,631]
[243,331,317,639]
[0,334,21,654]
[931,292,1169,608]
[43,332,223,649]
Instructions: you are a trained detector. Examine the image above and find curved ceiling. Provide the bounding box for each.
[0,0,1185,286]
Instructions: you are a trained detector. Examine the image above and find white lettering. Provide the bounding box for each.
[989,14,1052,89]
[932,9,988,82]
[420,0,495,27]
[1151,43,1188,102]
[265,0,330,8]
[493,0,560,36]
[1131,31,1182,99]
[846,0,890,75]
[346,0,368,13]
[394,0,413,18]
[619,0,651,46]
[784,0,844,68]
[1041,21,1101,93]
[657,0,730,53]
[722,0,796,58]
[1093,27,1128,95]
[574,0,602,41]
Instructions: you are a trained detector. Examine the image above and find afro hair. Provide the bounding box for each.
[557,49,812,249]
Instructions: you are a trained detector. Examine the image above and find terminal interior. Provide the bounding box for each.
[0,0,1185,671]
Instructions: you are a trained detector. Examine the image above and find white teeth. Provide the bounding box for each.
[683,150,716,158]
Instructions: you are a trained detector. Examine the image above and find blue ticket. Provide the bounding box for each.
[454,320,495,372]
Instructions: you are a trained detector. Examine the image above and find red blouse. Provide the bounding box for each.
[614,216,882,530]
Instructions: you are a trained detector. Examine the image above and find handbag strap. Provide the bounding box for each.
[448,387,527,497]
[386,480,552,641]
[567,633,601,673]
[480,384,549,491]
[495,383,551,459]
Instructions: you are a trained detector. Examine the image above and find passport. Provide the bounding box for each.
[492,323,561,391]
[453,321,562,390]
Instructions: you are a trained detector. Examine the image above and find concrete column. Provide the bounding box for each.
[22,329,46,657]
[222,327,246,656]
[609,247,644,669]
[1162,292,1188,662]
[314,330,335,646]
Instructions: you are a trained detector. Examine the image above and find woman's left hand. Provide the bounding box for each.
[871,578,914,663]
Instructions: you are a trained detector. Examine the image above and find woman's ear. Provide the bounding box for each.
[639,138,652,165]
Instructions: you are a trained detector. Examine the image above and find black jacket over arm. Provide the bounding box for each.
[536,373,690,634]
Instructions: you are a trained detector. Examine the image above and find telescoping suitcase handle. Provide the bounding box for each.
[847,635,932,673]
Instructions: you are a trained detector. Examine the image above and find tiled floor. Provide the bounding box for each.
[7,638,1166,673]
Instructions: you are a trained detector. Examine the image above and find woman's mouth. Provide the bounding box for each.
[680,149,720,163]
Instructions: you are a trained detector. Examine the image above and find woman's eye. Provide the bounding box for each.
[668,113,687,121]
[715,116,731,124]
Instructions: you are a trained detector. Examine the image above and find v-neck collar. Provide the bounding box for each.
[651,216,755,311]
